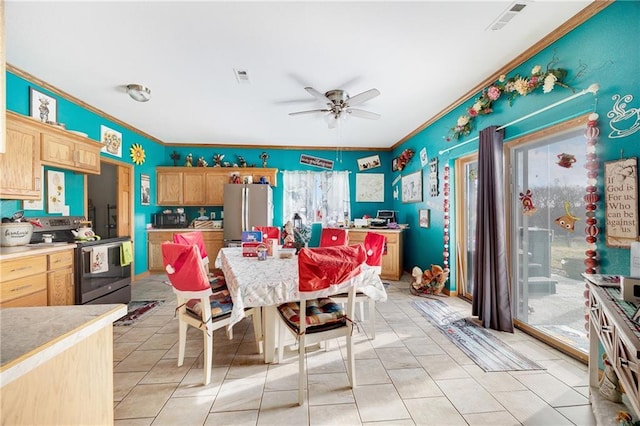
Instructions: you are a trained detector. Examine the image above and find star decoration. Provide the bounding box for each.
[130,143,146,165]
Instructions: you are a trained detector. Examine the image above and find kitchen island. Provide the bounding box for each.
[1,303,126,425]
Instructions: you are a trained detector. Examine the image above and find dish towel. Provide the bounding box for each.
[120,241,133,267]
[91,246,109,274]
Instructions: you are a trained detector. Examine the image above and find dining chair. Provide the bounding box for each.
[319,227,349,247]
[331,232,386,340]
[277,244,366,405]
[173,231,209,273]
[161,242,263,386]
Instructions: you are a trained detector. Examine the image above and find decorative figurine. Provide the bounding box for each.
[223,161,231,167]
[282,221,295,247]
[170,150,181,166]
[260,151,270,168]
[197,157,208,167]
[213,154,224,167]
[237,155,247,168]
[185,153,193,167]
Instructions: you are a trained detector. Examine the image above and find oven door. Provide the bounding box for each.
[76,239,132,304]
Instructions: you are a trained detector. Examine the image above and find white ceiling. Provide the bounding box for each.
[5,1,593,149]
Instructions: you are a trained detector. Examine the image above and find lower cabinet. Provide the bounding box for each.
[348,229,404,280]
[148,230,224,273]
[0,248,75,307]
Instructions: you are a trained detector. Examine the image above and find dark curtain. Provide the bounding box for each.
[471,126,514,332]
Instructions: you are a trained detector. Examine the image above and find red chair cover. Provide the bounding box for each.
[253,226,281,243]
[161,242,210,292]
[173,231,208,262]
[319,228,349,247]
[364,232,386,268]
[298,245,366,293]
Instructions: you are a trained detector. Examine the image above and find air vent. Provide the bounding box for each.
[234,69,250,84]
[487,1,528,31]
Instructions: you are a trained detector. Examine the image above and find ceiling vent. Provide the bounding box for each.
[234,69,250,84]
[487,1,528,31]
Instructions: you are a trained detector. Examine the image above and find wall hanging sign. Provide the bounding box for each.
[608,94,640,139]
[429,158,439,196]
[47,170,65,214]
[356,154,381,171]
[299,154,334,170]
[355,173,384,202]
[100,125,122,158]
[401,170,422,203]
[29,87,57,123]
[419,209,430,228]
[604,157,638,248]
[141,174,151,206]
[420,147,428,167]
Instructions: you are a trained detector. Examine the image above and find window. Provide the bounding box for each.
[282,171,350,227]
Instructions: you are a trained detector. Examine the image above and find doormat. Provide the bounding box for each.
[114,300,165,326]
[412,299,544,372]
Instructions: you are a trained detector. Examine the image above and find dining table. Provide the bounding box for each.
[215,247,388,363]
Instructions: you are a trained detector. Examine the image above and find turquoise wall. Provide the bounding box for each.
[3,72,393,275]
[391,1,640,290]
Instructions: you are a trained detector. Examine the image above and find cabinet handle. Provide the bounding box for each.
[620,359,629,367]
[10,266,32,273]
[11,284,33,292]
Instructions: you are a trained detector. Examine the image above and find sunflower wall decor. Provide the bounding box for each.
[130,143,146,165]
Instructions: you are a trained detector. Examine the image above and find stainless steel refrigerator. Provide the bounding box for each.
[223,184,273,245]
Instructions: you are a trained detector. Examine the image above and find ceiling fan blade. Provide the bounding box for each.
[346,88,380,107]
[347,108,381,120]
[288,109,330,116]
[305,87,332,104]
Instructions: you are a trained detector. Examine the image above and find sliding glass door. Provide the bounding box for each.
[509,123,589,357]
[456,156,478,300]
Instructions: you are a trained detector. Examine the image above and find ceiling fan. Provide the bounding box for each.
[289,87,381,128]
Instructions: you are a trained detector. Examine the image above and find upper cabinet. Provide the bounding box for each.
[0,114,42,199]
[40,130,102,175]
[156,167,278,206]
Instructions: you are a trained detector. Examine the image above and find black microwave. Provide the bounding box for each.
[153,213,187,228]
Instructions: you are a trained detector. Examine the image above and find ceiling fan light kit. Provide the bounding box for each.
[126,84,152,102]
[289,86,380,128]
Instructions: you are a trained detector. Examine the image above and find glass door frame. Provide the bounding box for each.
[455,153,478,301]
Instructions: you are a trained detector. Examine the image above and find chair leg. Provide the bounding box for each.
[347,329,355,388]
[277,319,285,363]
[178,319,188,367]
[298,335,306,406]
[358,300,365,322]
[368,299,376,340]
[252,308,264,354]
[203,325,213,386]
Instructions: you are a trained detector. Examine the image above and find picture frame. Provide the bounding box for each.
[30,87,57,123]
[401,170,422,203]
[357,154,381,171]
[100,125,123,158]
[419,209,430,228]
[141,174,150,206]
[355,173,384,202]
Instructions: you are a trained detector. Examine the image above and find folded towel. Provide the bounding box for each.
[121,240,133,267]
[91,246,109,274]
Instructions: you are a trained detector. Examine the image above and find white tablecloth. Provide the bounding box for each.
[215,247,388,327]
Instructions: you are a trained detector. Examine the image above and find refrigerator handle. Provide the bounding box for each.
[241,186,247,231]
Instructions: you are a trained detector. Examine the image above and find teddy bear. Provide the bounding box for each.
[411,264,449,295]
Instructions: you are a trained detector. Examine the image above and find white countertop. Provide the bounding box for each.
[0,243,77,261]
[0,304,126,386]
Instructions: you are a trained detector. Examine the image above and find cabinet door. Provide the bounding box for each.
[0,119,42,199]
[74,141,101,174]
[202,232,224,269]
[148,232,173,272]
[41,133,76,168]
[157,171,183,205]
[205,172,227,205]
[381,242,400,280]
[48,267,74,305]
[183,172,206,205]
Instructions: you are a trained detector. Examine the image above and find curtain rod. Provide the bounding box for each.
[438,83,599,156]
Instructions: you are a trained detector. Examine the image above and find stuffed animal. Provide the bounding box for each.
[411,264,449,295]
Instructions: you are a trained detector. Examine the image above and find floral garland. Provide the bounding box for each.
[446,57,573,141]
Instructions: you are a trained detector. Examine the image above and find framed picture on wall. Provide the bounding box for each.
[419,209,430,228]
[141,174,150,206]
[30,87,57,123]
[401,170,422,203]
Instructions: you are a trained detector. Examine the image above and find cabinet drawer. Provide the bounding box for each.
[0,256,48,281]
[0,289,48,308]
[49,250,74,269]
[1,274,48,303]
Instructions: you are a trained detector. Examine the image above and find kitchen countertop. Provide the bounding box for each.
[0,304,126,386]
[146,228,223,232]
[347,227,405,233]
[0,242,77,261]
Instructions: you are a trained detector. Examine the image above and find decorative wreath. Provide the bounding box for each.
[130,143,146,165]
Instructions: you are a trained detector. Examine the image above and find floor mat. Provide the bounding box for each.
[114,300,165,326]
[413,299,544,372]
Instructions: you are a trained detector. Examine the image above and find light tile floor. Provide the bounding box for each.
[113,273,596,425]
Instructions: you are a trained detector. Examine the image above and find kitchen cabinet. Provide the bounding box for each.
[156,167,278,206]
[147,230,224,272]
[0,114,42,200]
[348,229,404,280]
[47,249,74,305]
[41,131,102,174]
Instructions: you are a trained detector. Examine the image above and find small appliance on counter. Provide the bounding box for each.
[370,210,397,228]
[153,212,187,228]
